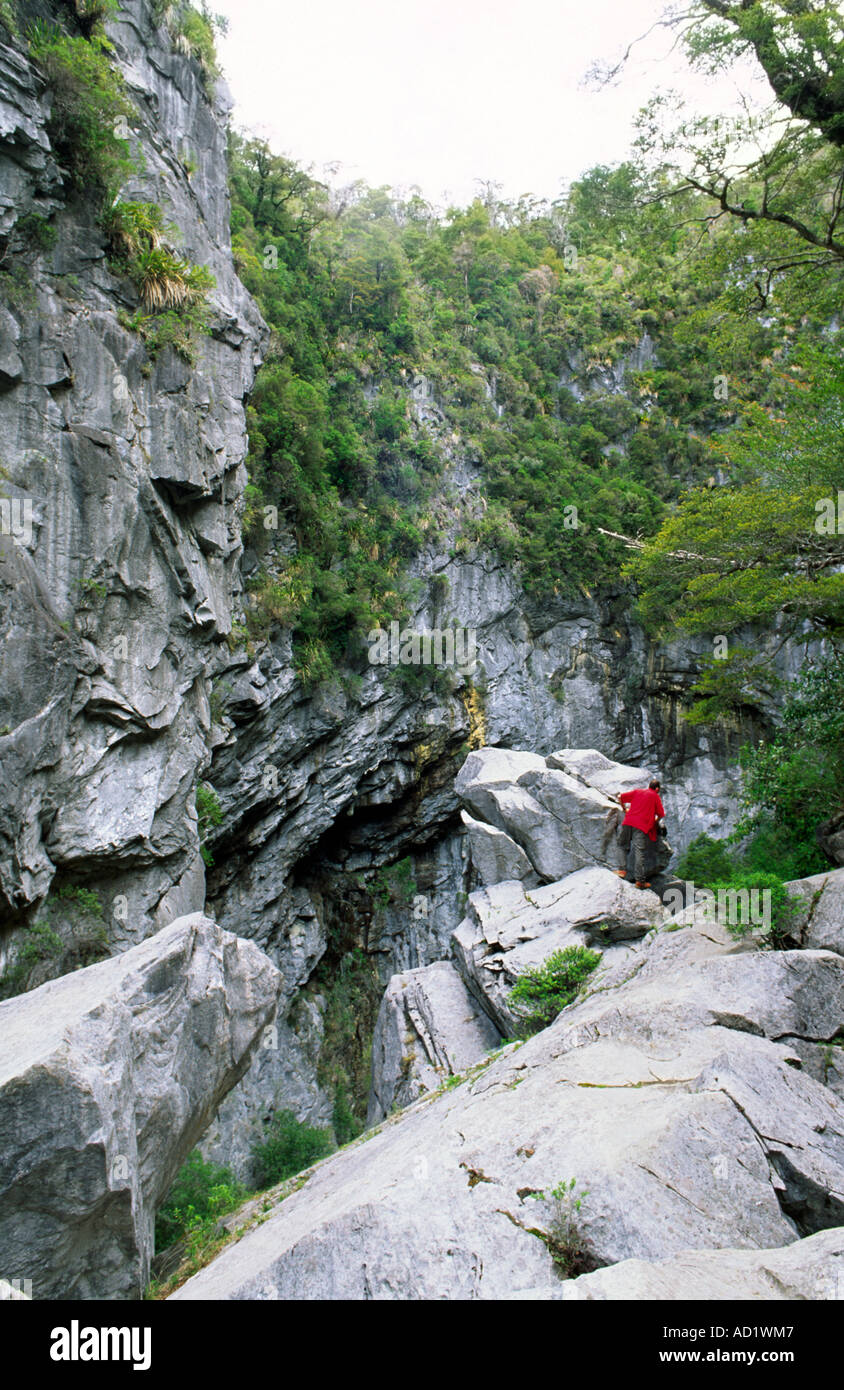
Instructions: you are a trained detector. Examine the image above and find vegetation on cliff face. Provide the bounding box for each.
[226,0,842,873]
[9,4,218,365]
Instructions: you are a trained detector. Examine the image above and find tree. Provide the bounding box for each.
[596,2,844,308]
[626,344,844,716]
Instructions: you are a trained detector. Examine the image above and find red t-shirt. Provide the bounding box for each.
[619,788,665,841]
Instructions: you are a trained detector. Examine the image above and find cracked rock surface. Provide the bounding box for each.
[172,905,844,1300]
[0,913,281,1299]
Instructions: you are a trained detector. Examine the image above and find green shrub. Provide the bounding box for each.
[104,200,167,259]
[123,301,212,365]
[508,945,601,1037]
[106,202,215,360]
[155,1150,247,1252]
[127,247,215,313]
[316,947,382,1143]
[371,856,416,909]
[28,24,135,204]
[331,1078,359,1147]
[154,2,222,84]
[293,635,335,690]
[250,1109,334,1188]
[0,1,19,37]
[60,0,120,32]
[56,883,103,917]
[675,833,737,885]
[14,212,57,253]
[734,653,844,880]
[705,870,798,949]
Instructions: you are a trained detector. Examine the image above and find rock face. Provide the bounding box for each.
[452,869,661,1034]
[172,908,844,1301]
[460,810,540,889]
[0,914,281,1300]
[367,961,502,1124]
[0,0,832,1195]
[0,0,265,943]
[787,868,844,957]
[560,1227,844,1301]
[456,746,670,887]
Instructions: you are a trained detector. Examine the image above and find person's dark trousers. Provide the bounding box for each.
[631,828,652,882]
[616,822,632,871]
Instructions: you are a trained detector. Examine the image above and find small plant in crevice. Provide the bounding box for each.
[195,782,223,868]
[55,883,104,918]
[508,945,601,1038]
[13,212,58,255]
[129,247,215,313]
[106,200,215,360]
[104,199,167,260]
[152,1,224,87]
[529,1179,592,1278]
[370,856,416,910]
[59,0,120,35]
[315,946,382,1143]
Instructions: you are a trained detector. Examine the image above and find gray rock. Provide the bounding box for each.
[787,867,844,956]
[456,748,625,882]
[460,809,540,888]
[169,1036,825,1296]
[547,748,654,798]
[0,0,266,936]
[367,961,502,1124]
[171,913,844,1301]
[0,913,281,1300]
[561,1227,844,1301]
[452,868,661,1032]
[455,747,672,886]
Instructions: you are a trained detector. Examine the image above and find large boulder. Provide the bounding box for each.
[172,912,844,1301]
[547,748,653,798]
[561,1227,844,1300]
[452,868,662,1033]
[367,961,502,1124]
[0,914,282,1300]
[787,867,844,957]
[456,746,669,886]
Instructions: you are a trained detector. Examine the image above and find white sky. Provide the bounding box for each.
[213,0,770,207]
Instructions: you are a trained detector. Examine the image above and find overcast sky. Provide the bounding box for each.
[213,0,768,207]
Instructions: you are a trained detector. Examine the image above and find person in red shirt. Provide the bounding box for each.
[615,779,666,889]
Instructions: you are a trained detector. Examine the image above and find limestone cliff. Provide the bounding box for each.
[0,0,265,962]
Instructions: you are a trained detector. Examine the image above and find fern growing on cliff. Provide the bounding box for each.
[104,200,167,259]
[130,247,215,312]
